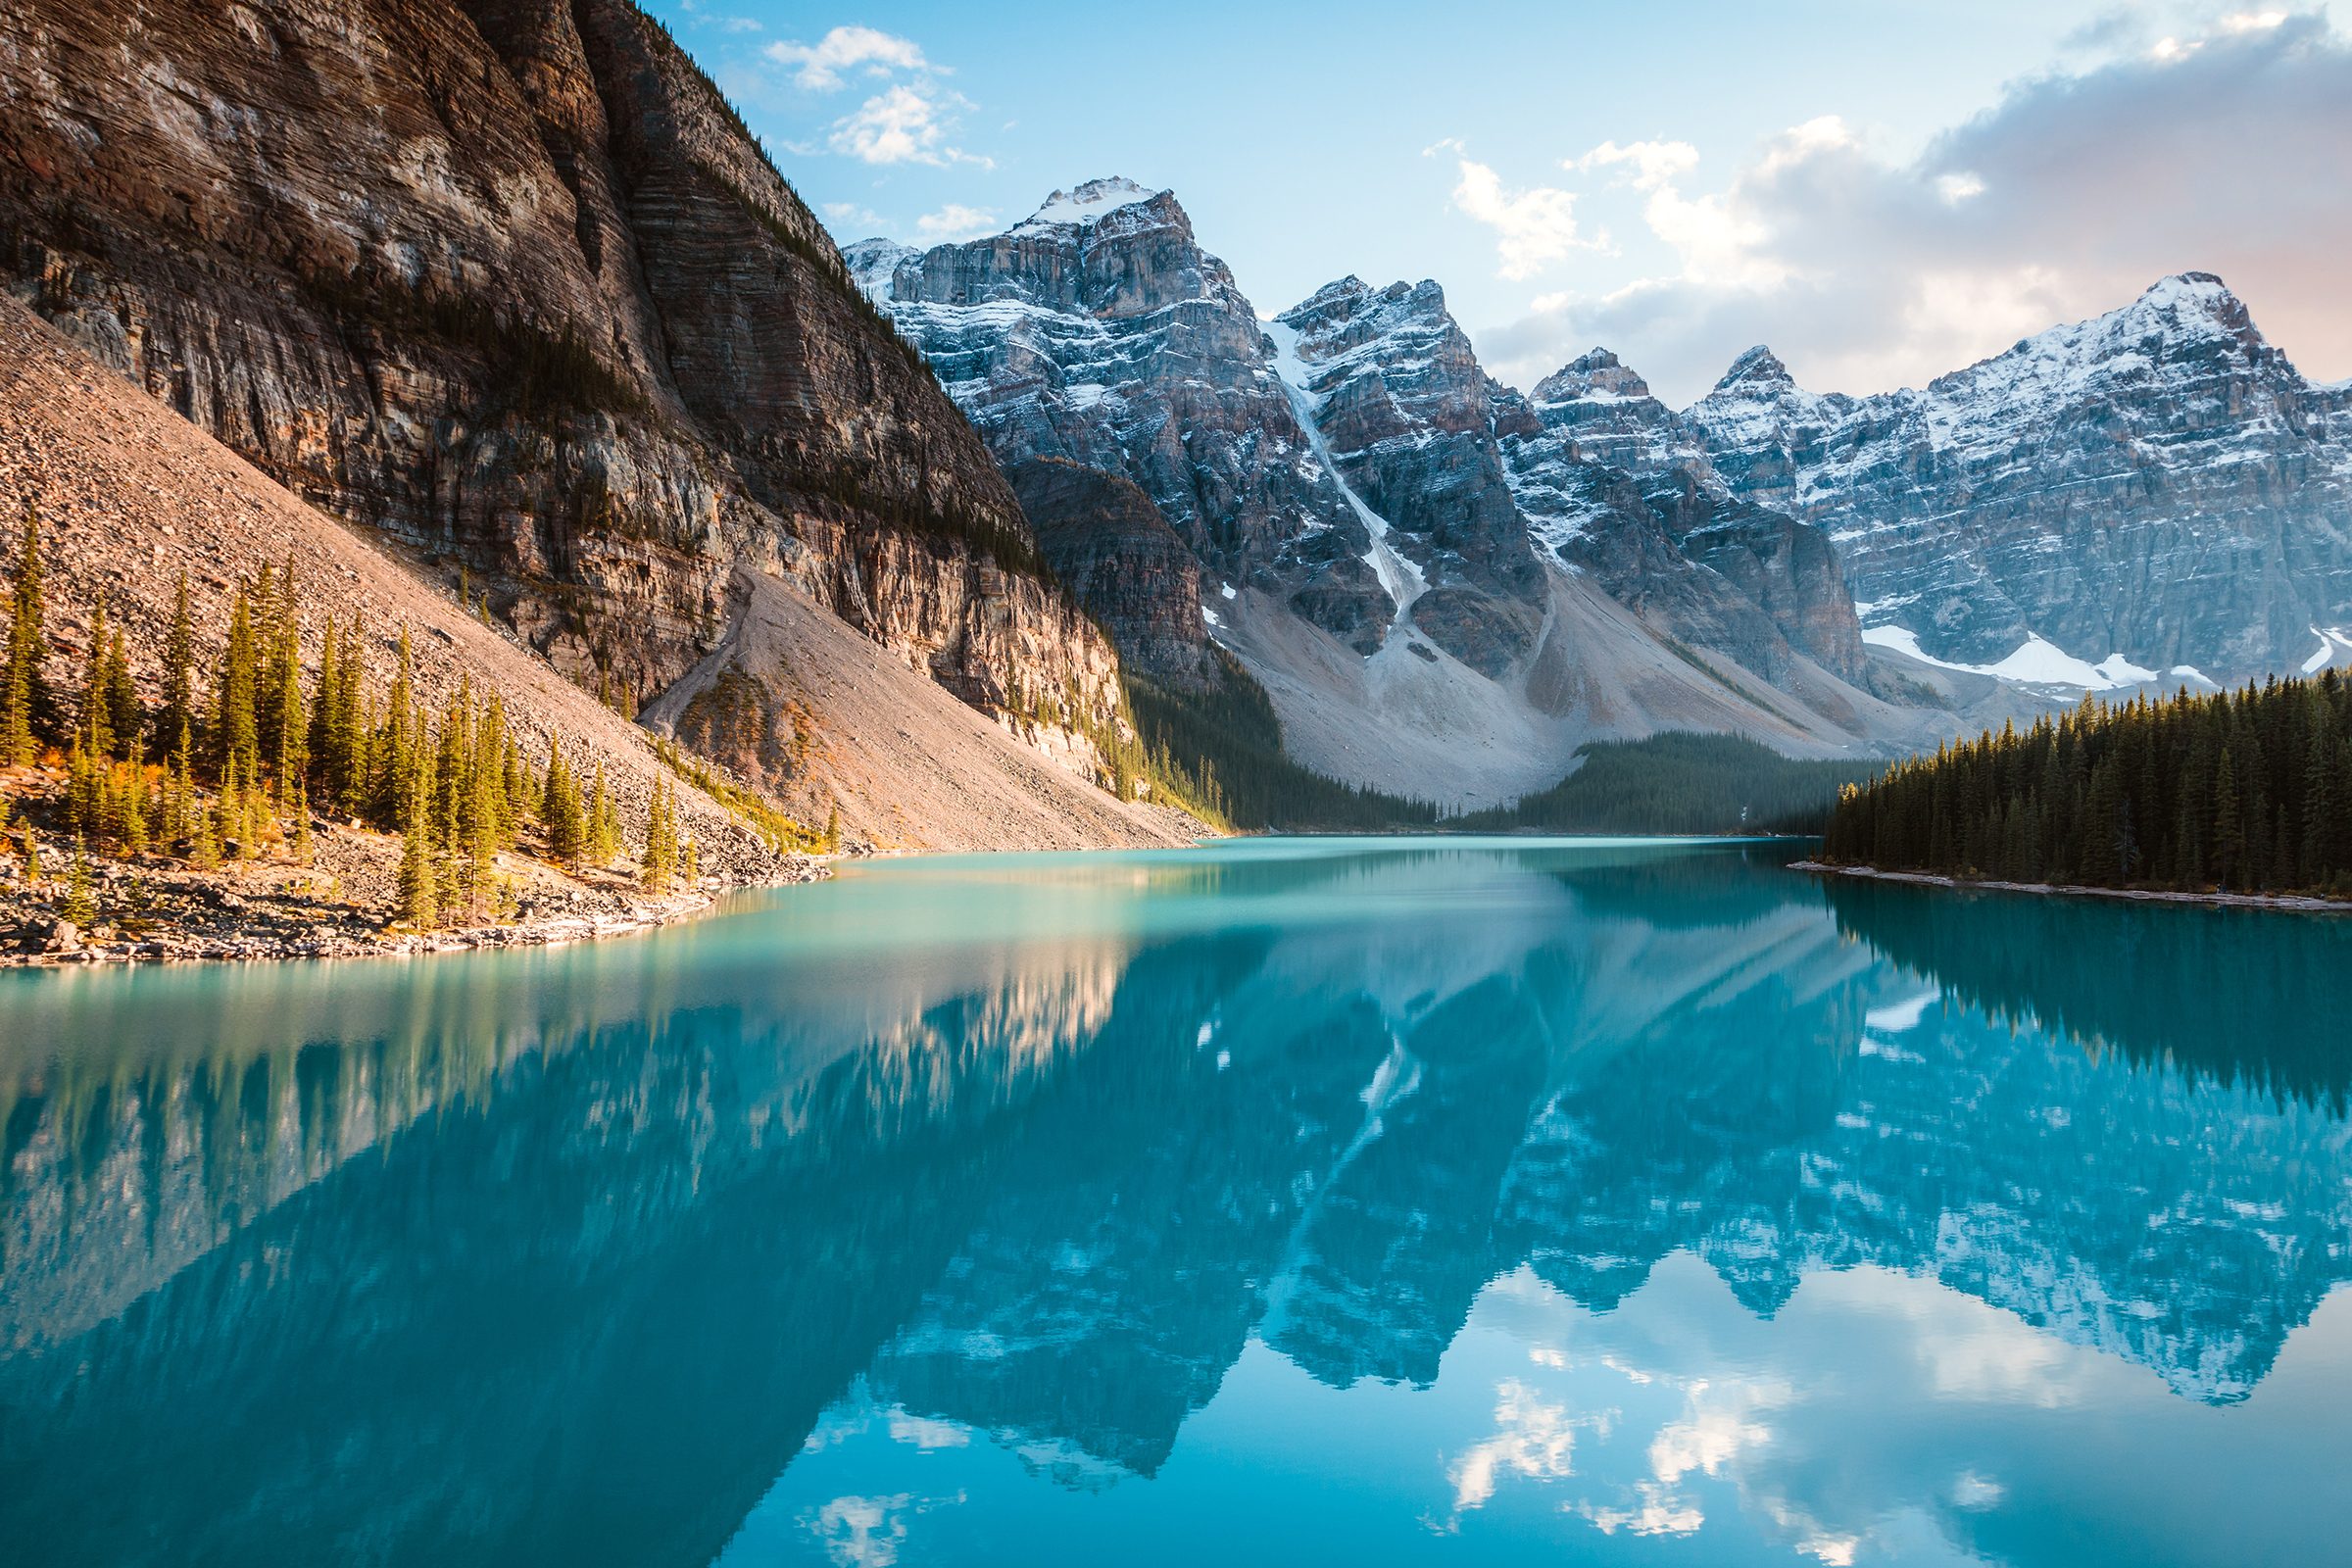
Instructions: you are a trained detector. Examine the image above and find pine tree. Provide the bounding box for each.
[431,689,466,911]
[61,841,96,926]
[371,628,416,827]
[156,572,197,757]
[263,593,305,803]
[587,760,617,863]
[542,740,586,863]
[212,583,259,783]
[396,764,437,930]
[193,795,222,871]
[640,774,677,894]
[2212,746,2244,889]
[3,503,52,765]
[120,749,149,856]
[466,727,501,915]
[77,603,115,761]
[65,735,100,840]
[101,627,140,761]
[308,614,344,805]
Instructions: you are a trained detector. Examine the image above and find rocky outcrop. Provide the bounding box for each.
[1498,360,1869,685]
[0,0,1127,781]
[853,179,1393,651]
[1006,459,1214,688]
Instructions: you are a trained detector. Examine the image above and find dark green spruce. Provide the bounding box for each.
[1824,675,2352,897]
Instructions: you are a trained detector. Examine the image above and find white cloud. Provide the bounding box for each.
[827,84,989,168]
[1570,139,1699,192]
[1934,172,1986,205]
[1448,1379,1606,1514]
[821,200,889,232]
[766,25,932,91]
[1432,141,1606,281]
[1480,12,2352,403]
[914,204,1000,241]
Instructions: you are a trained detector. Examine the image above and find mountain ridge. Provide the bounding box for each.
[1544,271,2352,682]
[858,178,1962,804]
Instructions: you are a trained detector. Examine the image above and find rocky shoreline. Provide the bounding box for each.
[1791,859,2352,916]
[3,856,833,967]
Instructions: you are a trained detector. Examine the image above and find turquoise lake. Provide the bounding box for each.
[3,836,2350,1567]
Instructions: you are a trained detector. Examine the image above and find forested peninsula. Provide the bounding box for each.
[1820,673,2352,902]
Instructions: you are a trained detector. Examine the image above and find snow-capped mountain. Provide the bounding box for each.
[1542,274,2352,684]
[858,186,1957,799]
[844,178,1396,659]
[1268,275,1544,675]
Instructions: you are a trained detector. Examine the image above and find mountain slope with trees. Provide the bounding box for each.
[0,0,1134,794]
[0,297,1182,959]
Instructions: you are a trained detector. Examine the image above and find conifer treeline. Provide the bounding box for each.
[1,505,708,930]
[1824,673,2352,896]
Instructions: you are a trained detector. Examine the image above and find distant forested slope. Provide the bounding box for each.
[1462,733,1879,836]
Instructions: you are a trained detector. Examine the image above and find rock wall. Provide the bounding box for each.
[1007,459,1214,689]
[0,0,1126,781]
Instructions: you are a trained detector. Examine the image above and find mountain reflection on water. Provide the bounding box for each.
[2,838,2348,1568]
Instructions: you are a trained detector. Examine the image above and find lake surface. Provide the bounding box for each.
[3,837,2350,1568]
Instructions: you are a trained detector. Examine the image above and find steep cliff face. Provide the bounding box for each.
[1268,277,1544,675]
[1498,359,1867,685]
[850,179,1392,652]
[0,0,1126,783]
[1006,459,1214,689]
[1669,274,2352,679]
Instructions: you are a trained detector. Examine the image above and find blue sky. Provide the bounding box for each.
[650,2,2352,404]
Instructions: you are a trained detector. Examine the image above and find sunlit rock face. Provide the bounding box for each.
[0,0,1129,770]
[1539,274,2352,679]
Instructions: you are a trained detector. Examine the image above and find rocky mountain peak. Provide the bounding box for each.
[1532,348,1656,407]
[1713,344,1795,394]
[1277,275,1377,322]
[1274,276,1450,345]
[1651,270,2352,678]
[842,237,919,302]
[1011,176,1170,235]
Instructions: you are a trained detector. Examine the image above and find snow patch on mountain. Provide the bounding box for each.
[1262,316,1425,621]
[2298,627,2352,674]
[1863,626,2166,692]
[1013,176,1159,234]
